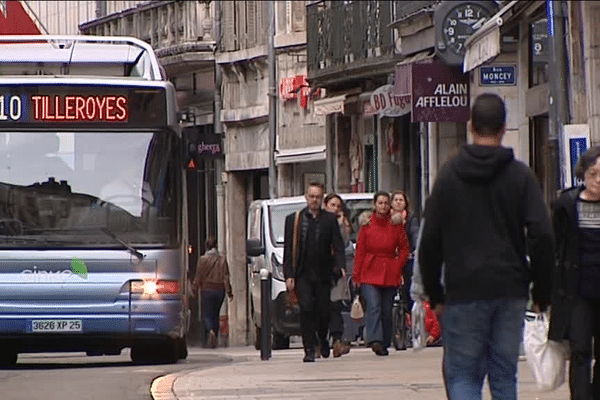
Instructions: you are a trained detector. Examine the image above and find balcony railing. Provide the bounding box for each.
[391,0,440,22]
[307,0,393,79]
[79,0,214,57]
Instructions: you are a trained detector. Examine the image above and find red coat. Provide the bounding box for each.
[424,301,441,341]
[353,212,410,287]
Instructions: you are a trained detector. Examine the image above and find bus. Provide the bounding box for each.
[0,36,190,365]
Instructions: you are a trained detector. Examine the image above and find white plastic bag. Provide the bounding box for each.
[411,298,427,351]
[350,294,364,320]
[523,312,568,391]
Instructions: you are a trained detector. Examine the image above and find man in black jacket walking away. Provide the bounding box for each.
[283,182,345,362]
[419,93,554,399]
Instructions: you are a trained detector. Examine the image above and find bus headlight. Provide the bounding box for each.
[271,254,285,281]
[130,280,179,295]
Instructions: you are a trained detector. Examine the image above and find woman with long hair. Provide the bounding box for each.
[391,190,419,314]
[324,193,352,357]
[353,191,410,356]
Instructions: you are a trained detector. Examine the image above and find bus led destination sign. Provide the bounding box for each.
[30,95,128,122]
[0,85,165,128]
[1,94,128,122]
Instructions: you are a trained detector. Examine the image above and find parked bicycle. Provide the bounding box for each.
[392,283,411,351]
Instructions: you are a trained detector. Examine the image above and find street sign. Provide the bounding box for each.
[563,124,590,188]
[480,65,516,86]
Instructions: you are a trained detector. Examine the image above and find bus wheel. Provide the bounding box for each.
[130,342,153,364]
[0,350,17,367]
[177,336,188,360]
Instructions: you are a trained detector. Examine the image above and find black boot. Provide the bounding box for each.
[303,347,315,362]
[320,340,330,358]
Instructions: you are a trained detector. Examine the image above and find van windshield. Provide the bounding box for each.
[268,203,305,247]
[267,197,374,248]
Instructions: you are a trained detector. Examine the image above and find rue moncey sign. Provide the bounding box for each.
[410,61,470,123]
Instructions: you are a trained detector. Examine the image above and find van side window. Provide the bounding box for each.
[248,205,263,243]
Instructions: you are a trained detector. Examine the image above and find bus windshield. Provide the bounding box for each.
[0,130,180,248]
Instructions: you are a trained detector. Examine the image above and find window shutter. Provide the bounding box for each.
[256,1,266,45]
[222,1,236,51]
[246,1,256,47]
[291,0,305,33]
[236,0,247,49]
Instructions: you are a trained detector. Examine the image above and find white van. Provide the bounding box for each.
[246,193,374,349]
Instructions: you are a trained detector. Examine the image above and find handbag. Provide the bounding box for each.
[350,294,364,320]
[523,311,568,391]
[330,276,351,302]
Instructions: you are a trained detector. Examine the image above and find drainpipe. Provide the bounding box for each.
[214,1,225,254]
[547,0,569,190]
[267,0,278,199]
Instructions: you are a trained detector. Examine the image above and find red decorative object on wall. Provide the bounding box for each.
[279,75,317,109]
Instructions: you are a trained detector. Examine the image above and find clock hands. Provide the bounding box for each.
[471,17,487,30]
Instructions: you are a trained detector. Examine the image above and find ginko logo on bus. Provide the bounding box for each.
[21,265,86,282]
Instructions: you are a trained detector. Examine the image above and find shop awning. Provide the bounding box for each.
[313,94,347,115]
[275,145,326,165]
[394,50,435,96]
[463,0,519,72]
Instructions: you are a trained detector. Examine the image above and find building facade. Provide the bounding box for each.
[18,0,600,347]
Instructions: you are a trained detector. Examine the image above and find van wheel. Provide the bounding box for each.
[272,331,290,350]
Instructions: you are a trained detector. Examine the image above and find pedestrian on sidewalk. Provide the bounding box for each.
[324,193,352,357]
[353,191,410,356]
[419,93,554,400]
[192,237,233,349]
[391,190,419,317]
[283,182,346,362]
[549,145,600,399]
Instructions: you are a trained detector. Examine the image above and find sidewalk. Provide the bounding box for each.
[152,345,570,400]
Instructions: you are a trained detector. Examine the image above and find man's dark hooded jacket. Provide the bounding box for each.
[419,144,554,308]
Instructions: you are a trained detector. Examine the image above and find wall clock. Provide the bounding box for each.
[434,1,498,65]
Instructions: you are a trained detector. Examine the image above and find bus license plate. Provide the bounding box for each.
[28,320,82,333]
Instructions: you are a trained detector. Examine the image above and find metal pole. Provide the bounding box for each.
[547,0,569,189]
[214,0,226,254]
[260,268,271,360]
[267,0,278,199]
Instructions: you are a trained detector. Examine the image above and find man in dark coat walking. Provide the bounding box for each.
[419,93,554,399]
[283,181,345,362]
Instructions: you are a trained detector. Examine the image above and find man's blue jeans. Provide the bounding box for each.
[361,284,396,348]
[442,298,527,400]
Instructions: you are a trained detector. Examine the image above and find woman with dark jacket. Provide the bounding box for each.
[549,146,600,399]
[391,190,419,313]
[353,191,410,356]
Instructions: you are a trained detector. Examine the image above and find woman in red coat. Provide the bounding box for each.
[353,191,410,356]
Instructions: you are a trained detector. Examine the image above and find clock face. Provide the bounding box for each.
[442,3,493,56]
